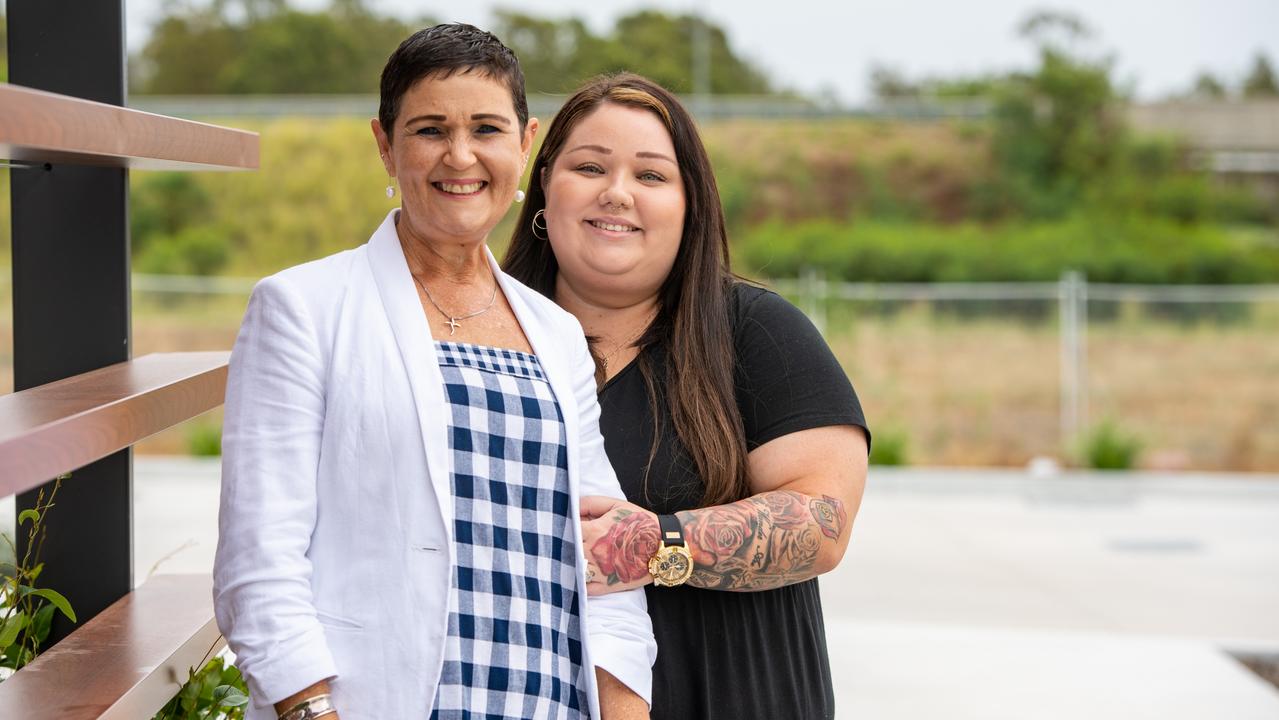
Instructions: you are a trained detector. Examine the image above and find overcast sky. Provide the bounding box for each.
[125,0,1279,104]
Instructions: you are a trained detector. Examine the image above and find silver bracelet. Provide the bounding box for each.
[279,693,336,720]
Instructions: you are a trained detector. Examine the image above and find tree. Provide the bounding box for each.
[134,11,239,94]
[493,10,771,96]
[607,11,770,95]
[1189,71,1227,99]
[870,65,918,99]
[989,10,1123,216]
[133,3,767,96]
[1242,52,1278,98]
[132,0,423,94]
[491,11,608,94]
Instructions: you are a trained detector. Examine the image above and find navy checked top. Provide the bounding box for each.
[430,341,588,720]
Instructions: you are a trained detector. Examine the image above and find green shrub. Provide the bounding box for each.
[1,477,77,679]
[735,216,1279,284]
[152,655,248,720]
[6,116,1270,282]
[186,421,222,457]
[1081,420,1142,470]
[136,226,232,277]
[131,173,214,257]
[869,428,909,466]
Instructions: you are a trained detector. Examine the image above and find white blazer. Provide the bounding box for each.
[213,210,656,720]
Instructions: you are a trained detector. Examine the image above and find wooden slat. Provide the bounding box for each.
[0,574,226,720]
[0,352,230,498]
[0,84,258,171]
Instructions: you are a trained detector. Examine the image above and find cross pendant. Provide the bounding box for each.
[445,317,461,335]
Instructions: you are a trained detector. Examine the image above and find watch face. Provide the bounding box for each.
[657,553,689,579]
[651,545,694,586]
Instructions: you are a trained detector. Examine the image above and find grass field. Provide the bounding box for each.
[2,289,1273,472]
[829,302,1279,470]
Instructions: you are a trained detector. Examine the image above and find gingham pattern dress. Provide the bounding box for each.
[429,341,588,720]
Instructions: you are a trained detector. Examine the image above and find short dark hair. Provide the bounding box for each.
[378,23,529,140]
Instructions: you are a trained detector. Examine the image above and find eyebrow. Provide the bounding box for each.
[637,151,676,164]
[567,145,676,164]
[403,113,512,126]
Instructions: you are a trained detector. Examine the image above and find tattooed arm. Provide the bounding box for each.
[581,425,867,594]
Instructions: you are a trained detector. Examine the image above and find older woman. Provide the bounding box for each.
[504,74,870,719]
[213,27,654,720]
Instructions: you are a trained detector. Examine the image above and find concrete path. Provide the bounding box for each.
[822,468,1279,718]
[123,459,1279,718]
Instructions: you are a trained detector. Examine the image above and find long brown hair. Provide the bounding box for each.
[502,73,749,507]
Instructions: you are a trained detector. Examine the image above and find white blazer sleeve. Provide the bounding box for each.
[567,324,659,704]
[213,275,337,708]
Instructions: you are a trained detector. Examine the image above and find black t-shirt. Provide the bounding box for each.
[597,283,869,720]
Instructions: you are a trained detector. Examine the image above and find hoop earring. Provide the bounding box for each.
[531,209,548,240]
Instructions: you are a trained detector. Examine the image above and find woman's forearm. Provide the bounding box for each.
[583,489,851,594]
[596,667,650,719]
[677,490,848,591]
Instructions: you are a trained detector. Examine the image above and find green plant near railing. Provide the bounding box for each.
[869,428,909,466]
[0,476,77,678]
[1082,419,1143,470]
[152,655,250,720]
[186,419,223,457]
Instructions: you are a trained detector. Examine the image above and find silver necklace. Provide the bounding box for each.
[412,271,499,336]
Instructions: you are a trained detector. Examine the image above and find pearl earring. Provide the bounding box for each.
[385,184,395,199]
[514,190,526,203]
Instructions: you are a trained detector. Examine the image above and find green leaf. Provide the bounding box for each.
[213,685,250,708]
[0,612,28,647]
[17,509,39,527]
[28,588,76,623]
[199,667,219,699]
[31,603,55,644]
[220,664,242,685]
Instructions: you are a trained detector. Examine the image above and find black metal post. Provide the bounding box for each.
[8,0,133,645]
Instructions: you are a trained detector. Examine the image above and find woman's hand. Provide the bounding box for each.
[579,495,660,596]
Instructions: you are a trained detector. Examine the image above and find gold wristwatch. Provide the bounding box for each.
[648,514,694,587]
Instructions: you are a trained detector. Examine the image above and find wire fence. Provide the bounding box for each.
[3,271,1276,469]
[772,270,1279,470]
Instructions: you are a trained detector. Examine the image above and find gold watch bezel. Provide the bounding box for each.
[648,543,694,587]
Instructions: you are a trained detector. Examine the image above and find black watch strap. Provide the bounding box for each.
[658,514,684,547]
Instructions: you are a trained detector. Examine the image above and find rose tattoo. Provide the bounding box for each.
[591,509,660,584]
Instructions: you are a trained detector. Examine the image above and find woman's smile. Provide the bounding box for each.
[585,215,643,236]
[432,179,488,197]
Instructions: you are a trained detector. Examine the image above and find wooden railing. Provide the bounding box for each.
[0,575,225,720]
[0,84,258,171]
[0,352,231,499]
[1,70,255,718]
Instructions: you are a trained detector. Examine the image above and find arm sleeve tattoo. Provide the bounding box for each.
[677,491,848,591]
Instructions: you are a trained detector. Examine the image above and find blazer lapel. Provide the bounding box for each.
[366,210,454,532]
